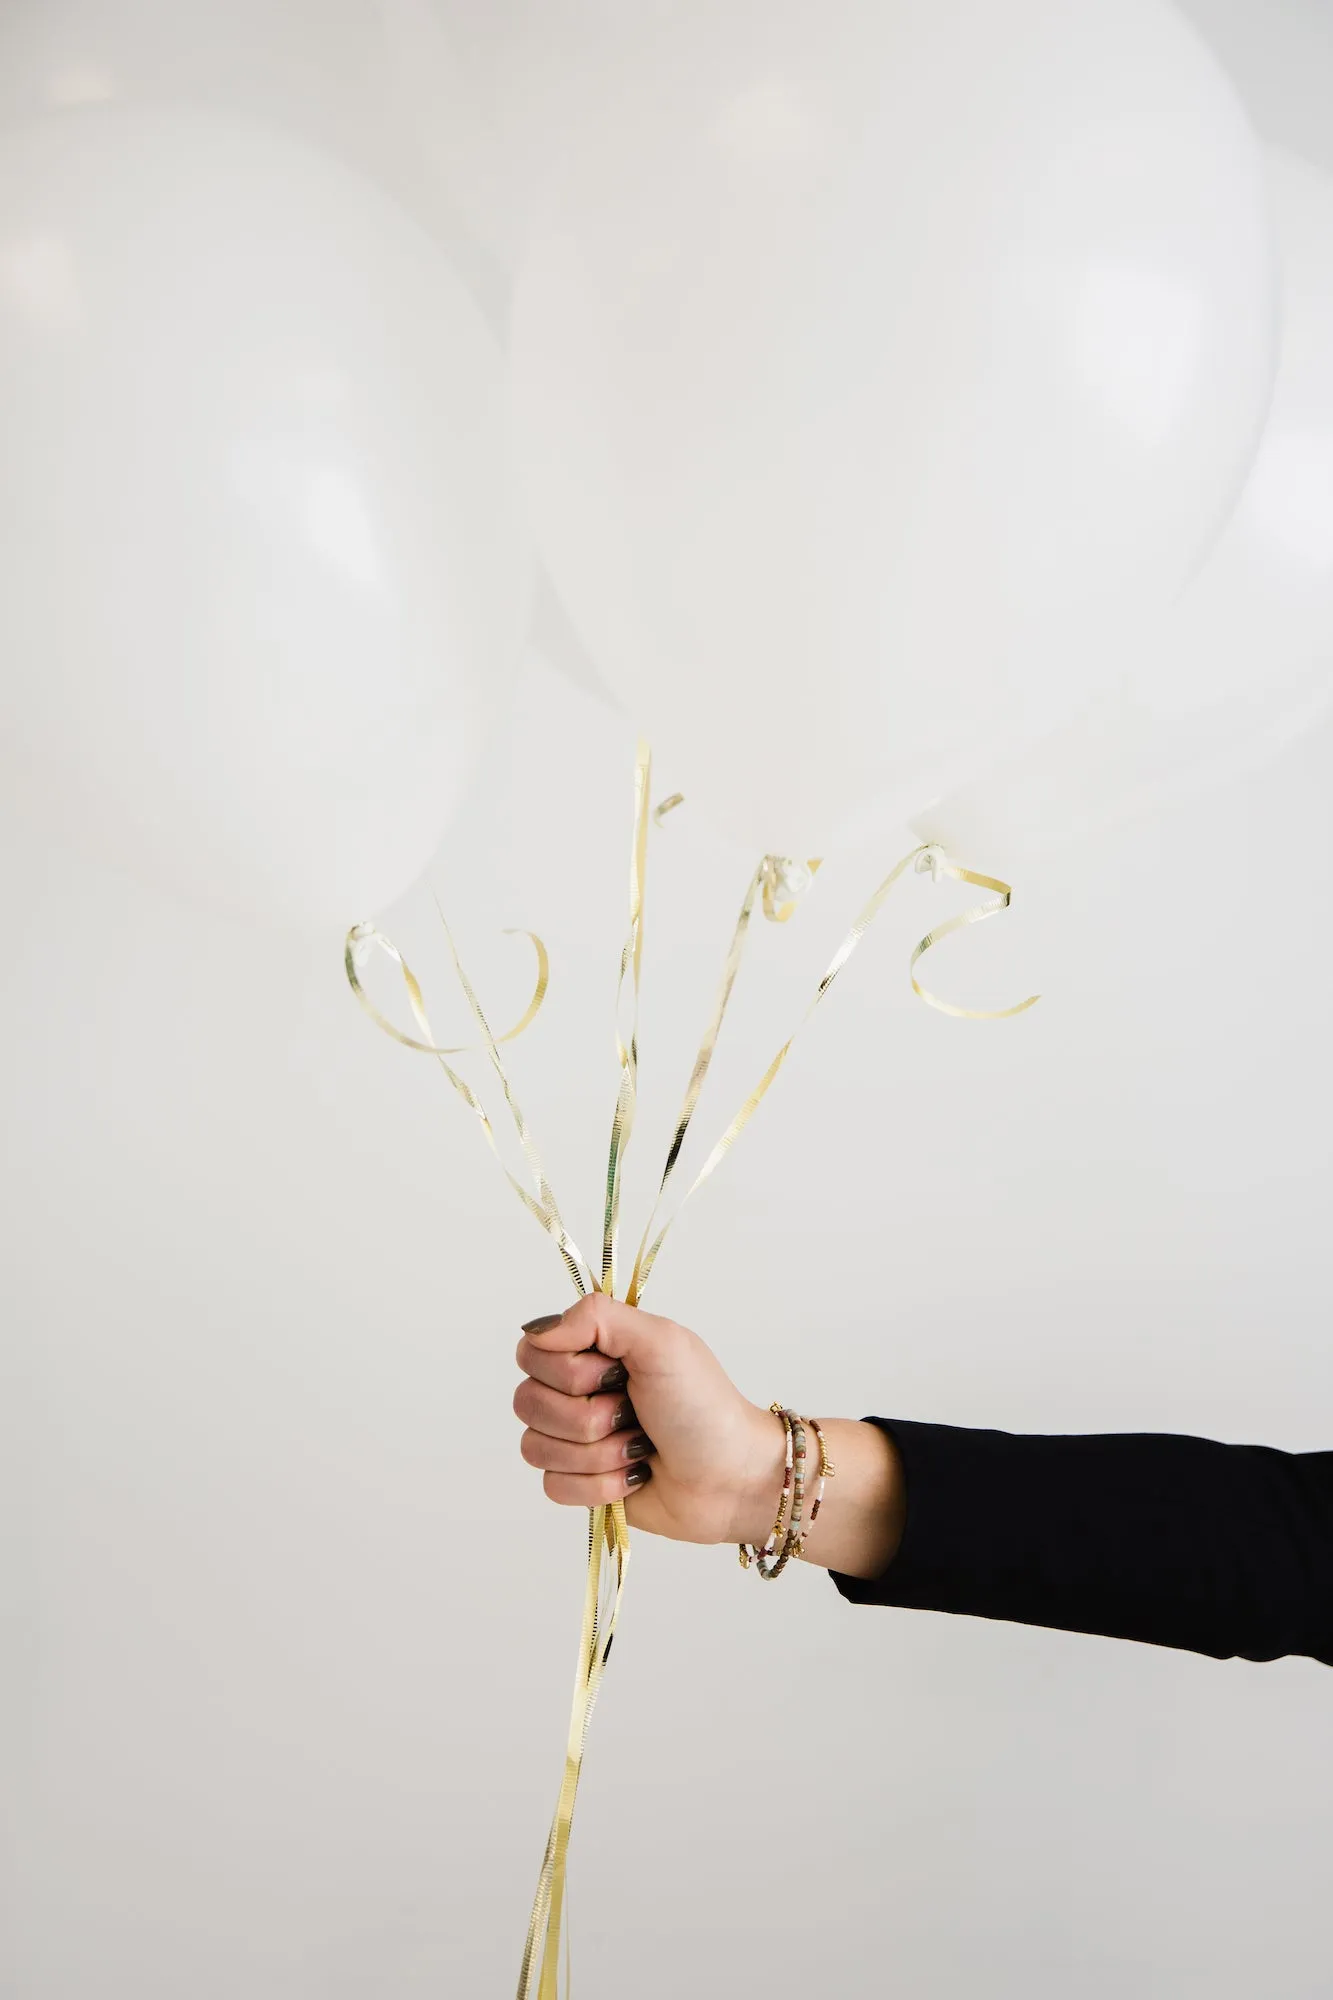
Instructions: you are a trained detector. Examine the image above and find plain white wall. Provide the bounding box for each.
[3,656,1331,1998]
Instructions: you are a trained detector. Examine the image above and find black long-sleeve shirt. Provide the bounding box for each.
[831,1420,1333,1666]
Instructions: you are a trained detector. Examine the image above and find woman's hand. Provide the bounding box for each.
[512,1296,906,1576]
[513,1295,779,1545]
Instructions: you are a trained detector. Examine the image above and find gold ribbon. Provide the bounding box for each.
[344,919,593,1298]
[909,847,1041,1020]
[626,841,1038,1306]
[601,745,651,1300]
[344,757,1037,1998]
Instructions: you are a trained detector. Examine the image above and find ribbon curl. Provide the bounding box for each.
[344,752,1037,1997]
[345,919,592,1299]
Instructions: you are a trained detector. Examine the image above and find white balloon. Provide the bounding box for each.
[527,571,618,709]
[511,0,1278,856]
[381,0,531,269]
[0,0,373,114]
[383,0,631,269]
[0,106,530,928]
[914,149,1333,869]
[0,0,508,328]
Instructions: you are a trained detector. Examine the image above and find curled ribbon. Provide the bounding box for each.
[909,846,1041,1020]
[345,918,592,1298]
[345,751,1037,1997]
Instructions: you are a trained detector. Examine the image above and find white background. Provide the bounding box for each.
[3,653,1330,1997]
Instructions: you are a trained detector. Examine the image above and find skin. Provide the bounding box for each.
[513,1295,906,1579]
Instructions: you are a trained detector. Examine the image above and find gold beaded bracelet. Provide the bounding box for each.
[760,1407,806,1580]
[739,1405,835,1579]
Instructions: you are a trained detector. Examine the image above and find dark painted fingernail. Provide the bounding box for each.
[624,1434,654,1462]
[625,1462,653,1489]
[522,1314,564,1336]
[599,1362,628,1391]
[613,1400,636,1432]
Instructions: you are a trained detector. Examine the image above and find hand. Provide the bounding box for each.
[512,1296,906,1576]
[513,1295,778,1545]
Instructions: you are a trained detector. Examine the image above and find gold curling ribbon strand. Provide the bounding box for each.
[344,924,549,1055]
[344,901,619,2000]
[524,749,653,1998]
[623,854,768,1305]
[521,1510,629,2000]
[648,794,820,921]
[344,921,593,1298]
[520,1501,631,2000]
[431,897,595,1296]
[623,852,826,1306]
[629,844,922,1301]
[601,743,651,1298]
[631,843,1036,1305]
[910,856,1041,1021]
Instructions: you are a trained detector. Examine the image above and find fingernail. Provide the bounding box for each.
[625,1462,653,1489]
[613,1400,636,1432]
[522,1314,564,1336]
[624,1434,654,1462]
[599,1362,628,1391]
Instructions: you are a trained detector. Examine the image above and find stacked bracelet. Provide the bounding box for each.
[739,1405,833,1580]
[738,1404,794,1574]
[800,1416,834,1550]
[759,1407,806,1580]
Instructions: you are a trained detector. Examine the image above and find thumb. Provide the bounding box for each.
[521,1294,669,1367]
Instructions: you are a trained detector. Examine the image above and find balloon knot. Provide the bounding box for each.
[915,844,948,884]
[765,856,815,903]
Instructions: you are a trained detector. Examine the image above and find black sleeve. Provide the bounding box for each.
[830,1420,1333,1665]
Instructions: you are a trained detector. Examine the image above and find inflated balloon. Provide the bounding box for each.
[528,572,618,709]
[512,0,1278,855]
[914,149,1333,867]
[0,106,529,928]
[0,0,507,329]
[383,0,618,269]
[382,0,530,268]
[0,0,373,115]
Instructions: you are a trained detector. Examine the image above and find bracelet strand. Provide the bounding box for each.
[756,1408,806,1579]
[796,1416,835,1556]
[738,1404,794,1572]
[739,1406,835,1578]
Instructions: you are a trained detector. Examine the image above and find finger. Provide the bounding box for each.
[542,1463,654,1507]
[520,1428,655,1475]
[512,1376,636,1444]
[520,1296,675,1366]
[515,1334,628,1398]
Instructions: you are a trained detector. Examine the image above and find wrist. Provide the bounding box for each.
[726,1412,907,1578]
[727,1401,790,1547]
[798,1418,905,1578]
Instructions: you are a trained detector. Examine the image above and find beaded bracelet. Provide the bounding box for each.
[758,1408,807,1580]
[791,1416,834,1560]
[739,1407,835,1577]
[740,1405,807,1580]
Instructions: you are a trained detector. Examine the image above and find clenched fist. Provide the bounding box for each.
[513,1296,904,1578]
